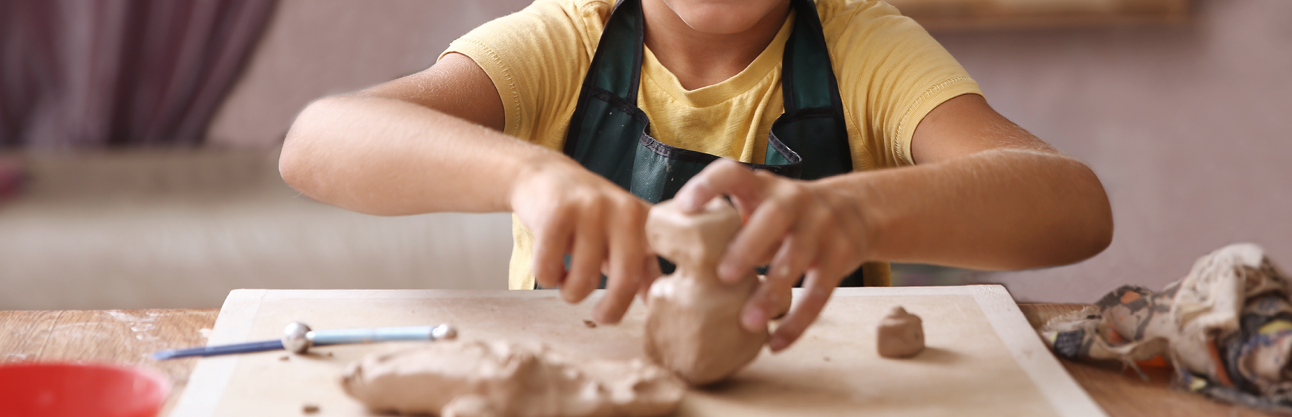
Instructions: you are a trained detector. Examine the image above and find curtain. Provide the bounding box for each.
[0,0,277,148]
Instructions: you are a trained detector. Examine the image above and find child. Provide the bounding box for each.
[279,0,1113,352]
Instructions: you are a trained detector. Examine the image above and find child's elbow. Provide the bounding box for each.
[1082,211,1114,262]
[1070,176,1115,264]
[278,100,328,196]
[277,144,308,195]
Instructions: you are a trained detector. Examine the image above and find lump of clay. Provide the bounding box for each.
[877,306,924,358]
[644,198,767,385]
[341,340,684,417]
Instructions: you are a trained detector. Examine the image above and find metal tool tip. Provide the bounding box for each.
[433,324,457,340]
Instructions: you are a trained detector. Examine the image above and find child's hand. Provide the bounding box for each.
[509,157,661,324]
[674,159,870,352]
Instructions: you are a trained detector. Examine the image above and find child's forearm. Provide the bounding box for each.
[282,93,656,323]
[280,94,567,216]
[825,148,1113,270]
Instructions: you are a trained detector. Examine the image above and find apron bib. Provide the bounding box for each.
[560,0,865,287]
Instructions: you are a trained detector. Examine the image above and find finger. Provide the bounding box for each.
[594,205,648,324]
[740,265,799,332]
[637,253,663,302]
[561,212,607,304]
[757,233,816,318]
[727,169,783,222]
[748,242,780,269]
[767,231,816,285]
[769,260,848,352]
[718,198,796,283]
[766,196,836,280]
[675,159,760,213]
[531,214,574,289]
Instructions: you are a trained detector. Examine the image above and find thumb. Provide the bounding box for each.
[675,159,757,213]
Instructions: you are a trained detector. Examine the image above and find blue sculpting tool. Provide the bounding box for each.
[152,322,457,360]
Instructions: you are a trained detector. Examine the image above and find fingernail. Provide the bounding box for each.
[689,200,707,213]
[742,307,766,330]
[676,194,694,211]
[774,263,791,280]
[769,336,789,352]
[719,263,740,282]
[592,309,614,325]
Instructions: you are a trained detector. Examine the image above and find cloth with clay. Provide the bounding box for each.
[1041,243,1292,414]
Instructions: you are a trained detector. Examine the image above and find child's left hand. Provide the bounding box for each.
[672,159,870,352]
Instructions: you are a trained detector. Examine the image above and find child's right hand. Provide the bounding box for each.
[509,157,661,325]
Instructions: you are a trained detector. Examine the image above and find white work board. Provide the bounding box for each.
[171,286,1105,416]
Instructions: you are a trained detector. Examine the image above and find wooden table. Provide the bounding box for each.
[0,304,1278,416]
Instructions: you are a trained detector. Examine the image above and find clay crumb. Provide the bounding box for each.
[583,319,597,328]
[302,404,320,414]
[326,351,334,357]
[823,356,832,362]
[279,355,290,361]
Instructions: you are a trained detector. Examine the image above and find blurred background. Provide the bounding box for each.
[0,0,1287,310]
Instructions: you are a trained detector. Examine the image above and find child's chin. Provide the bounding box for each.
[675,12,766,35]
[665,0,784,35]
[678,18,760,35]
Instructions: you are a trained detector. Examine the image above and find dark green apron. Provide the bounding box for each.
[559,0,864,287]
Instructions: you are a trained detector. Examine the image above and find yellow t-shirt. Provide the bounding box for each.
[441,0,981,290]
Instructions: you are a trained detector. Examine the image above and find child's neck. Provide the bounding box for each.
[641,0,791,91]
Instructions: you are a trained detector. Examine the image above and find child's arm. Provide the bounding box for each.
[673,94,1114,351]
[280,53,656,324]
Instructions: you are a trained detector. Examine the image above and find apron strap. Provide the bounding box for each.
[783,0,839,113]
[585,0,643,102]
[561,0,651,190]
[767,0,853,180]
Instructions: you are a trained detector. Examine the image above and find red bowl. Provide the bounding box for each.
[0,362,171,417]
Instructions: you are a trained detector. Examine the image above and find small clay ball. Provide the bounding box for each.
[877,306,924,358]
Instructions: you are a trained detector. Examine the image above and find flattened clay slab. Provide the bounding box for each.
[341,340,684,417]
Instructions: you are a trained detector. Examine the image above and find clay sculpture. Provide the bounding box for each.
[643,197,768,385]
[876,306,924,358]
[341,340,684,417]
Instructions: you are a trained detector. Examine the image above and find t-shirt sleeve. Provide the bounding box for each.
[438,0,608,149]
[825,1,982,169]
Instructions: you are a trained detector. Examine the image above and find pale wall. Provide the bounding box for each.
[206,0,531,147]
[944,0,1292,301]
